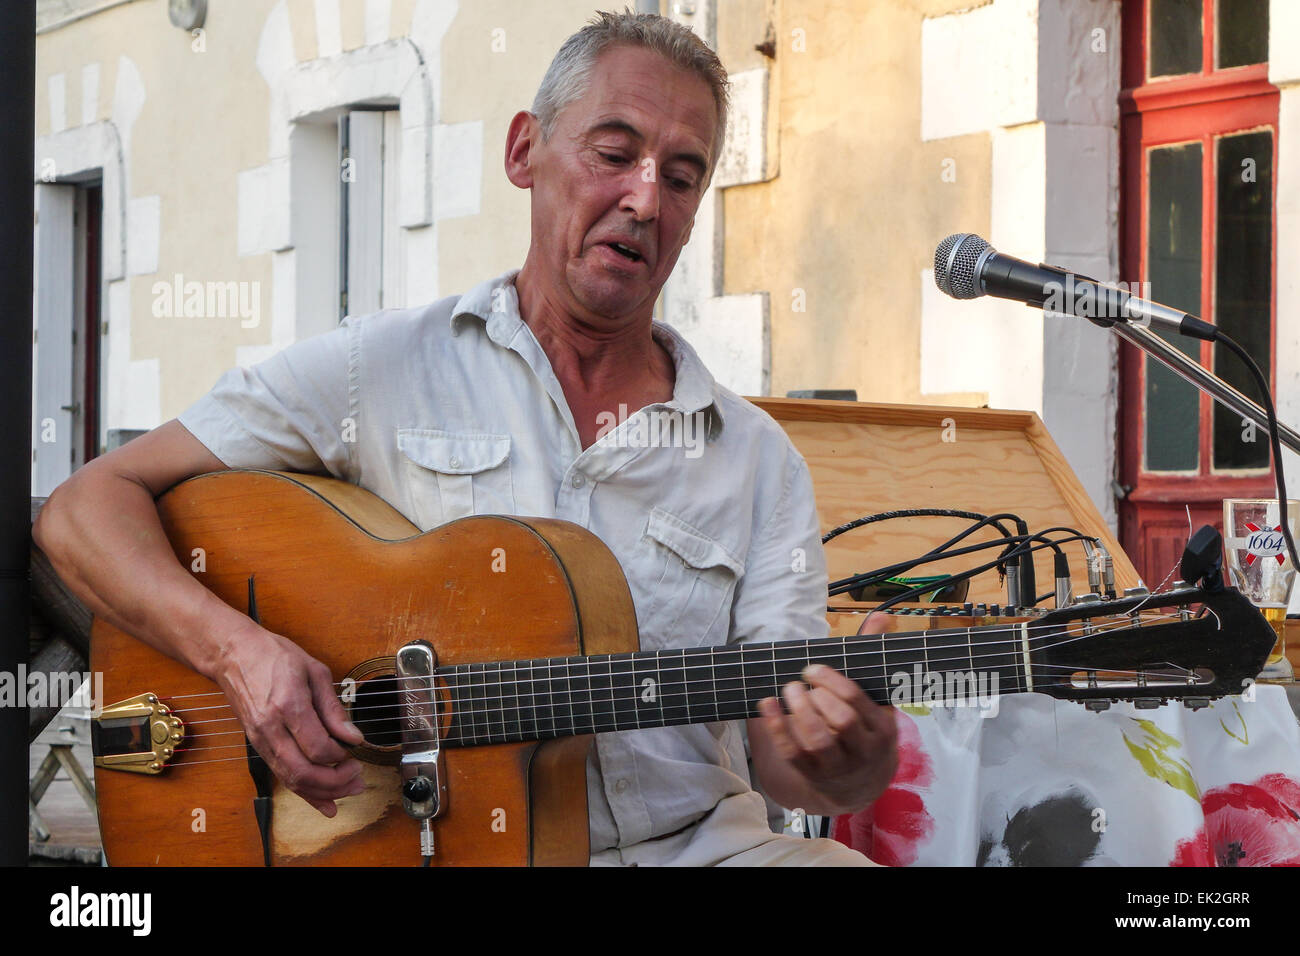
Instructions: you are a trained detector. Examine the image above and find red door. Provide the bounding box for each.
[1118,0,1278,584]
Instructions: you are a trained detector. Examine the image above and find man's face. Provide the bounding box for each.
[522,45,718,326]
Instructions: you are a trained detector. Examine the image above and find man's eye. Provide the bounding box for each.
[599,152,629,165]
[668,177,696,191]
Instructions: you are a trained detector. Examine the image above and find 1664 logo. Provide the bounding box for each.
[1242,523,1287,565]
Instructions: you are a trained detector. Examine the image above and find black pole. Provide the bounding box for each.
[0,3,36,866]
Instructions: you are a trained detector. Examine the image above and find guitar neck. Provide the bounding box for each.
[439,625,1030,747]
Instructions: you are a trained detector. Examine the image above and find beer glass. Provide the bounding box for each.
[1223,498,1298,682]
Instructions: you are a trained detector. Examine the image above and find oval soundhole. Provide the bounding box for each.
[352,676,405,749]
[341,657,402,765]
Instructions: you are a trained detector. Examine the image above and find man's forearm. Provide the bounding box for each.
[34,466,250,680]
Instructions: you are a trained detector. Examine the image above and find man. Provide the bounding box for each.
[35,11,895,866]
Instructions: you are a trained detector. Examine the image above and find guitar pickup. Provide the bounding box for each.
[395,641,447,820]
[92,693,185,775]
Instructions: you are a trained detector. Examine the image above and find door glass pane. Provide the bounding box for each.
[1213,130,1272,470]
[1217,0,1269,69]
[1145,142,1203,472]
[1150,0,1203,77]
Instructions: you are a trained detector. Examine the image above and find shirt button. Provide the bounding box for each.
[614,778,630,794]
[448,455,461,469]
[570,474,585,488]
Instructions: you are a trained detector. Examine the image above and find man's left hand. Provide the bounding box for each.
[748,614,899,816]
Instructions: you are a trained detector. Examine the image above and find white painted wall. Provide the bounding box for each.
[242,0,458,359]
[661,0,773,396]
[33,52,160,456]
[920,0,1120,531]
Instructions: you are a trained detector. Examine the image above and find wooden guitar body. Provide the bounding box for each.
[92,470,639,866]
[92,470,1275,866]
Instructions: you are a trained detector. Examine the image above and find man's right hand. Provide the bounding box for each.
[34,419,368,817]
[212,620,367,817]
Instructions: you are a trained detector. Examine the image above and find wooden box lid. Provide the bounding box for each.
[750,398,1141,608]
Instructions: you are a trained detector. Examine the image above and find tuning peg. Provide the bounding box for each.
[1084,700,1111,713]
[1134,699,1163,709]
[1182,698,1211,711]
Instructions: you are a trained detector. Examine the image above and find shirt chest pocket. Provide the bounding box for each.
[636,508,745,650]
[397,428,515,529]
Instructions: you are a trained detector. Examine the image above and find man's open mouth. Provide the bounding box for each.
[606,242,643,263]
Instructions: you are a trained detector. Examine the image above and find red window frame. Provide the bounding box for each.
[1118,0,1278,579]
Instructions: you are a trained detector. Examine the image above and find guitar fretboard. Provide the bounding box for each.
[439,627,1030,747]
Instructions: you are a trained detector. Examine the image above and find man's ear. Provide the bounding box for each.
[504,111,540,189]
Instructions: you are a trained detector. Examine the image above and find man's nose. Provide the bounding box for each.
[620,164,660,221]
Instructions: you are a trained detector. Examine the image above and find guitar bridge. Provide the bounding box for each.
[92,693,185,775]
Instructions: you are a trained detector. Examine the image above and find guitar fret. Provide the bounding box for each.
[772,642,807,700]
[682,647,714,725]
[458,664,474,745]
[552,658,573,737]
[660,649,689,726]
[545,658,559,739]
[875,631,889,703]
[477,663,492,744]
[503,660,521,742]
[487,662,504,743]
[710,646,719,722]
[712,646,746,721]
[739,645,748,715]
[523,658,547,740]
[560,657,590,735]
[609,654,639,732]
[639,650,665,728]
[589,655,616,733]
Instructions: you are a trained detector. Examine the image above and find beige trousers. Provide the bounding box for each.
[589,791,880,867]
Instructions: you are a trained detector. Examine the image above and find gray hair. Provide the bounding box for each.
[531,10,730,175]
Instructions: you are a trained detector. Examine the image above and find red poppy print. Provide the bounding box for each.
[1171,773,1300,866]
[832,709,935,866]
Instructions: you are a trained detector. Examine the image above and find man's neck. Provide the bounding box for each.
[514,266,676,449]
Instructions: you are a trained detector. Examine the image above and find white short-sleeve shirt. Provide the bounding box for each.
[177,270,831,862]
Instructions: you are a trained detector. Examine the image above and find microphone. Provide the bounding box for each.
[933,233,1216,342]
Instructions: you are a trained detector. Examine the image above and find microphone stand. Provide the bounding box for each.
[1108,322,1300,454]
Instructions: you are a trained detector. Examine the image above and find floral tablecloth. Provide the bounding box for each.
[832,685,1300,866]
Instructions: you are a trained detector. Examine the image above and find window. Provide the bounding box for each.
[33,180,102,496]
[1118,0,1277,581]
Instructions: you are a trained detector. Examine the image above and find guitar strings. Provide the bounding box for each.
[160,611,1187,730]
[173,659,1202,745]
[160,662,1221,771]
[160,662,1218,766]
[151,606,1194,706]
[161,612,1173,724]
[161,620,1210,754]
[167,667,1166,758]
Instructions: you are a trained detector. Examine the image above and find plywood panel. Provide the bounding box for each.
[751,398,1140,609]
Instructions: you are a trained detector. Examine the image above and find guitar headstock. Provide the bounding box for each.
[1029,585,1277,711]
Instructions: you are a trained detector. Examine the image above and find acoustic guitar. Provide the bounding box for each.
[91,470,1274,866]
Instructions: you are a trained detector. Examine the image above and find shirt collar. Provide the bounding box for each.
[449,271,725,436]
